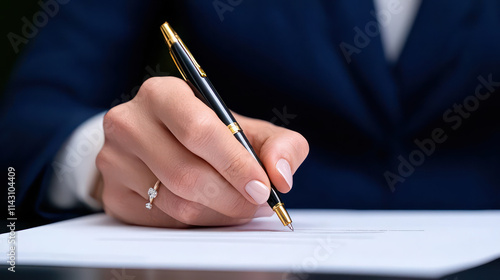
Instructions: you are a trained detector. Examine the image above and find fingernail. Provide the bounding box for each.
[254,205,275,218]
[276,159,293,190]
[245,180,270,204]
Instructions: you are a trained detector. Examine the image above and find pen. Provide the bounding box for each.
[160,22,293,231]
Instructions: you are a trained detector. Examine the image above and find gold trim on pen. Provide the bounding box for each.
[272,203,292,226]
[160,22,294,230]
[178,40,207,77]
[161,22,206,78]
[227,122,241,134]
[160,22,178,47]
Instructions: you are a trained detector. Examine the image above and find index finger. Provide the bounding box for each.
[140,77,272,205]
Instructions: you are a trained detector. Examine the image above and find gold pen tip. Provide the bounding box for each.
[288,223,294,231]
[273,202,293,228]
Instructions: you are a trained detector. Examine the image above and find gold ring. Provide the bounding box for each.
[145,180,161,210]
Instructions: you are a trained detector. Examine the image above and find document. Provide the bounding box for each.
[2,210,499,278]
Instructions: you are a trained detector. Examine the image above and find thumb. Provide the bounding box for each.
[237,115,309,193]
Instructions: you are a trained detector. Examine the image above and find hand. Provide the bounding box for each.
[96,77,309,228]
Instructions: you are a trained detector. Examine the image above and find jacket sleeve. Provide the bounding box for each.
[0,0,162,221]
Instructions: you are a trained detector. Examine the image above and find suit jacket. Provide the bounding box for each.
[2,0,499,222]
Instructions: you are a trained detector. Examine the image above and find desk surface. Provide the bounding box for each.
[1,260,500,280]
[1,210,500,279]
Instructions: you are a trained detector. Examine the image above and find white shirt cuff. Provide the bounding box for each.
[48,112,106,211]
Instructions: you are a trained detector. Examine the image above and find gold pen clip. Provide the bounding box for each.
[161,22,206,78]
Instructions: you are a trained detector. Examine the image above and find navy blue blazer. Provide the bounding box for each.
[2,0,500,221]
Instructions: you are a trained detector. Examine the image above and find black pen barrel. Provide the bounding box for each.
[170,43,236,126]
[162,22,292,228]
[171,41,283,208]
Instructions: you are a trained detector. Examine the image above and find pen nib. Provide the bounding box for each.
[287,223,294,232]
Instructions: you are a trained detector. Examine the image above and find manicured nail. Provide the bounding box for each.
[253,205,275,218]
[245,180,270,204]
[276,159,293,190]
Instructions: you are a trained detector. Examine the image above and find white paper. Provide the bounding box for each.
[2,210,500,278]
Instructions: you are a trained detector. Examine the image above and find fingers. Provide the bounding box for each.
[98,147,186,228]
[103,181,252,228]
[103,186,188,228]
[132,118,260,219]
[236,114,310,193]
[139,77,272,205]
[98,143,267,227]
[100,95,264,220]
[152,183,253,226]
[99,76,308,228]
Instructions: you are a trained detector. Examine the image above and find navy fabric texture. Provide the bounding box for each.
[1,0,499,221]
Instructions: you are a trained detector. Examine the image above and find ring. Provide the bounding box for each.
[145,180,161,210]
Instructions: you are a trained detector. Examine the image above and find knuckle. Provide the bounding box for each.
[138,76,191,103]
[103,106,130,138]
[136,77,163,106]
[225,197,254,219]
[102,108,118,137]
[169,165,201,197]
[290,131,310,159]
[167,76,192,92]
[102,104,142,146]
[193,181,221,205]
[95,148,111,172]
[176,200,204,225]
[222,152,249,181]
[180,112,218,149]
[138,77,162,96]
[272,129,309,165]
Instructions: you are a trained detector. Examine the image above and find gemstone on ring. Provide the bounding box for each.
[146,180,160,210]
[148,188,158,199]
